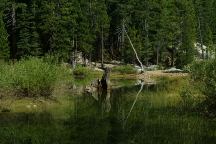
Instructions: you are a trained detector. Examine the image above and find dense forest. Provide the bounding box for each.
[0,0,216,68]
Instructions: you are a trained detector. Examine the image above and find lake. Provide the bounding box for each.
[0,77,215,144]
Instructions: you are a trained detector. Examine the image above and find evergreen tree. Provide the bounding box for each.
[0,1,9,59]
[16,1,41,57]
[91,0,110,64]
[176,0,196,68]
[1,0,216,66]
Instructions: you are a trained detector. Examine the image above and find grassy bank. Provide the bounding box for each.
[0,57,72,98]
[112,65,137,74]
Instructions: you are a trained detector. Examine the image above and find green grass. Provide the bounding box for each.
[73,66,93,78]
[0,57,72,98]
[112,65,137,74]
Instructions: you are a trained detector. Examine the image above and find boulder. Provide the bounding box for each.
[164,67,183,73]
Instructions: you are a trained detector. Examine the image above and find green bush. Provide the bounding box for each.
[0,57,72,97]
[112,65,137,74]
[73,66,93,78]
[190,60,216,116]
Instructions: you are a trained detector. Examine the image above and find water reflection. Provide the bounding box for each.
[0,79,216,144]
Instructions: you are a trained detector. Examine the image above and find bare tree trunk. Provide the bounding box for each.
[121,21,125,62]
[156,43,160,65]
[10,3,17,61]
[198,16,205,59]
[101,26,104,68]
[72,37,78,69]
[124,28,145,72]
[145,19,149,66]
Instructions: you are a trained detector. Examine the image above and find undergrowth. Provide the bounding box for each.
[0,57,72,98]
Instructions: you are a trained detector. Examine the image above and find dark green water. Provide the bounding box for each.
[0,79,216,144]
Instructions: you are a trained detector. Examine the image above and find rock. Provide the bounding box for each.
[94,67,104,72]
[164,67,183,73]
[146,65,159,71]
[26,105,31,109]
[110,60,122,65]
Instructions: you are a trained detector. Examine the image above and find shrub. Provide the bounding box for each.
[112,65,137,74]
[0,57,72,97]
[190,59,216,116]
[73,66,93,78]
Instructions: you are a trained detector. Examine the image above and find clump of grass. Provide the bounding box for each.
[112,65,137,74]
[0,57,72,98]
[73,66,94,78]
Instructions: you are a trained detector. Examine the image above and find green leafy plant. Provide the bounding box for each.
[190,60,216,116]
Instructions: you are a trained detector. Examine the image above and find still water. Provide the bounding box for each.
[0,78,216,144]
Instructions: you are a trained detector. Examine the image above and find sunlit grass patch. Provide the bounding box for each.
[0,57,73,98]
[112,65,137,74]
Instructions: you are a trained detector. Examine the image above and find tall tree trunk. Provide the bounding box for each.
[121,21,125,62]
[101,26,104,68]
[145,19,149,66]
[72,37,78,69]
[10,3,17,61]
[198,16,205,59]
[156,42,160,65]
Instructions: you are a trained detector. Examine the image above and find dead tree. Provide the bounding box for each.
[100,68,111,90]
[124,27,145,73]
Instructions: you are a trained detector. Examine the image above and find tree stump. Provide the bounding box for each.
[100,68,111,90]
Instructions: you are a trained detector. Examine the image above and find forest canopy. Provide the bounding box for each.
[0,0,216,68]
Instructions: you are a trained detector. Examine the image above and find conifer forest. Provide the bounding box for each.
[0,0,215,66]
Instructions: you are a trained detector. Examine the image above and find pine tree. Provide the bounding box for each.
[176,0,196,68]
[91,0,110,65]
[76,0,98,60]
[194,0,214,59]
[54,0,80,60]
[38,0,58,54]
[0,3,9,59]
[16,1,41,58]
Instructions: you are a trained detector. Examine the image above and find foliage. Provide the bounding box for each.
[180,85,203,110]
[112,65,136,74]
[0,57,72,97]
[73,65,94,78]
[190,59,216,116]
[0,10,9,59]
[0,0,215,68]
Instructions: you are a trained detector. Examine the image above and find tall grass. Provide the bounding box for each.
[112,65,137,74]
[73,65,93,78]
[0,57,72,97]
